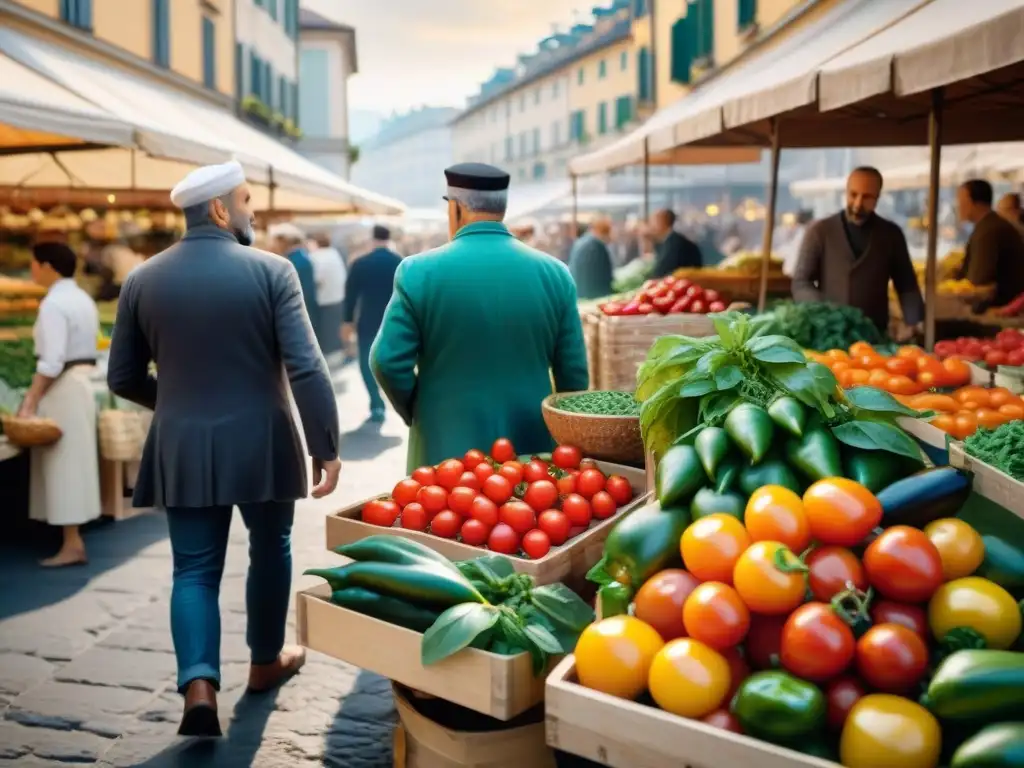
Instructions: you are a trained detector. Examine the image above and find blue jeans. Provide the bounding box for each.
[358,338,386,419]
[165,501,295,692]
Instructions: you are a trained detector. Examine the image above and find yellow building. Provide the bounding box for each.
[567,34,635,151]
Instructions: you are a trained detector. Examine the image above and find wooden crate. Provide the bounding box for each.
[297,585,547,720]
[545,656,834,768]
[671,270,792,303]
[392,683,555,768]
[897,416,951,466]
[949,443,1024,521]
[325,462,649,588]
[597,314,716,392]
[581,309,601,391]
[969,362,993,386]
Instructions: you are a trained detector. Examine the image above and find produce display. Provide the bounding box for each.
[933,329,1024,367]
[599,276,728,317]
[964,420,1024,480]
[305,536,593,672]
[0,276,43,317]
[808,342,974,394]
[707,253,784,275]
[755,302,887,353]
[939,278,984,296]
[0,337,35,390]
[551,390,639,416]
[908,386,1024,440]
[359,440,635,559]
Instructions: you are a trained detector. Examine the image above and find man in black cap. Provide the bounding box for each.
[342,224,402,425]
[371,162,590,471]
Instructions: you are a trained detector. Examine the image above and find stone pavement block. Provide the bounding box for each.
[6,681,155,739]
[0,627,97,663]
[0,653,55,697]
[88,557,173,596]
[101,627,252,663]
[0,721,114,763]
[0,757,88,767]
[55,647,176,692]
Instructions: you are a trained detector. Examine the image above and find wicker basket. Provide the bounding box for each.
[596,313,717,392]
[0,415,62,447]
[580,309,601,391]
[542,392,644,466]
[98,409,149,462]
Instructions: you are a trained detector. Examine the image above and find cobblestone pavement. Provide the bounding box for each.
[0,364,410,767]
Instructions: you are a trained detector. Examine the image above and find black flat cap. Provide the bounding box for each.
[444,162,510,192]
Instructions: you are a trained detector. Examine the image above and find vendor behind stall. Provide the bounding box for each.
[17,242,101,567]
[792,167,924,337]
[569,215,614,299]
[957,180,1024,307]
[648,209,702,277]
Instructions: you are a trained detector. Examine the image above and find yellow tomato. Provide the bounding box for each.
[647,638,731,719]
[575,616,664,699]
[928,577,1022,650]
[923,518,985,580]
[840,694,941,768]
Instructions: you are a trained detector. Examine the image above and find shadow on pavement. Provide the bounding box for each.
[323,670,397,767]
[340,427,403,461]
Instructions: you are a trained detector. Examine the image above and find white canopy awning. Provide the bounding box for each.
[505,180,574,222]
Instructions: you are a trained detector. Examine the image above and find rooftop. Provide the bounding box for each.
[299,7,358,74]
[361,107,461,151]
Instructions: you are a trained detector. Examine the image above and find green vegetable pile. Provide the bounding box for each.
[555,390,640,416]
[758,301,888,352]
[306,536,594,673]
[964,421,1024,481]
[0,338,35,390]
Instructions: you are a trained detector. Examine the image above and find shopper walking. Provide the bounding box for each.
[270,223,320,332]
[308,232,347,357]
[107,160,341,738]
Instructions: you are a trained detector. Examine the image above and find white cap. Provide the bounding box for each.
[268,222,305,241]
[170,160,246,209]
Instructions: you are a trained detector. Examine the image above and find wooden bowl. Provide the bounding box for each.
[542,392,644,466]
[0,415,62,448]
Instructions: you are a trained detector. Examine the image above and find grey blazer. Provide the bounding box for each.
[107,225,340,509]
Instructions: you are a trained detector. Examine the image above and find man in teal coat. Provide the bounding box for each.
[569,216,614,299]
[371,163,590,471]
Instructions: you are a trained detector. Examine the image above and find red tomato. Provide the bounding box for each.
[411,466,436,486]
[460,518,491,546]
[552,445,582,469]
[590,491,618,520]
[463,449,487,469]
[400,502,429,531]
[523,480,559,512]
[523,459,550,484]
[469,495,500,527]
[488,523,520,554]
[482,474,513,504]
[521,529,551,559]
[802,479,883,547]
[721,646,750,700]
[392,479,422,508]
[682,581,750,650]
[576,468,607,499]
[499,461,524,486]
[416,485,449,515]
[499,500,537,535]
[561,494,592,527]
[863,526,944,602]
[704,288,722,303]
[780,602,856,682]
[702,709,742,734]
[473,462,495,483]
[825,676,866,731]
[870,600,928,639]
[537,509,571,545]
[430,510,461,539]
[490,438,517,464]
[855,623,929,693]
[745,614,787,670]
[435,459,466,491]
[708,301,727,313]
[986,349,1009,367]
[456,471,481,491]
[633,569,699,641]
[604,475,633,506]
[806,546,868,601]
[555,472,577,495]
[447,486,477,516]
[361,499,400,527]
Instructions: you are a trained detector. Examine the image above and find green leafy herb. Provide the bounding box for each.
[831,420,924,461]
[421,603,501,665]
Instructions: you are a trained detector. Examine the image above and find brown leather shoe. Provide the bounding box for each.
[247,645,306,693]
[178,679,221,737]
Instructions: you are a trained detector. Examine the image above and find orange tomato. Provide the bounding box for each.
[896,345,926,360]
[680,514,752,584]
[682,582,751,650]
[868,369,892,388]
[931,413,956,434]
[998,403,1024,420]
[826,349,851,363]
[850,342,877,358]
[886,375,923,396]
[987,388,1020,408]
[975,408,1009,430]
[831,361,853,376]
[917,370,943,390]
[954,387,990,406]
[803,478,884,547]
[848,369,871,386]
[908,394,958,412]
[885,358,917,377]
[733,542,807,615]
[941,358,972,388]
[837,369,855,389]
[745,485,813,552]
[575,616,664,699]
[952,411,979,440]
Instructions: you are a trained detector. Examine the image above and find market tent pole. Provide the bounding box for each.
[757,119,781,313]
[642,138,650,221]
[923,88,944,351]
[269,166,276,213]
[570,174,578,232]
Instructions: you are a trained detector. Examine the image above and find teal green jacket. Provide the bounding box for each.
[370,221,590,472]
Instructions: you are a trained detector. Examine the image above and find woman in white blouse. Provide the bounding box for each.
[17,242,102,567]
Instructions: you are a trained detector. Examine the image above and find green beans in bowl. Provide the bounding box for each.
[541,390,644,467]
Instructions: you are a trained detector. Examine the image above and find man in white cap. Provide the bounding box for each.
[107,160,342,737]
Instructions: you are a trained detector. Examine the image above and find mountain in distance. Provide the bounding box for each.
[349,110,385,145]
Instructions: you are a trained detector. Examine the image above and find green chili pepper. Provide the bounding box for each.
[691,487,746,521]
[767,396,807,438]
[597,580,632,618]
[739,454,802,497]
[731,670,826,744]
[715,455,743,494]
[330,587,443,632]
[655,444,707,507]
[843,448,919,494]
[333,535,460,572]
[785,427,843,483]
[694,426,732,482]
[305,561,484,609]
[725,402,775,465]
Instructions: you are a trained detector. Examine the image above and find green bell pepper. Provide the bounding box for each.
[595,501,691,589]
[738,453,803,497]
[951,722,1024,768]
[843,448,919,494]
[785,427,843,483]
[731,670,826,744]
[691,487,746,521]
[923,649,1024,721]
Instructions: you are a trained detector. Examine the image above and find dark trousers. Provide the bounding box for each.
[357,336,385,419]
[316,302,344,356]
[165,500,295,692]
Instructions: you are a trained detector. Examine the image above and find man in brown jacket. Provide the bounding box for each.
[959,180,1024,307]
[792,167,924,336]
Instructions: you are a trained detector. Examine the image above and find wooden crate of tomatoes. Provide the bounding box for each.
[807,341,975,395]
[933,328,1024,370]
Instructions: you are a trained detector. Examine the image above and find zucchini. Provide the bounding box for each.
[977,535,1024,593]
[330,587,443,632]
[877,466,971,529]
[951,722,1024,768]
[305,561,484,608]
[923,650,1024,721]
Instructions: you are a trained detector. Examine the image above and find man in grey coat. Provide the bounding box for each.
[107,160,341,738]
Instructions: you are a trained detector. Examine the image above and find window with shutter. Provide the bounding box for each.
[637,47,651,102]
[234,43,244,99]
[202,17,216,89]
[670,16,692,84]
[152,0,170,68]
[738,0,757,29]
[598,102,608,135]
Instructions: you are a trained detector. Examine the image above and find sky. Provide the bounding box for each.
[304,0,600,114]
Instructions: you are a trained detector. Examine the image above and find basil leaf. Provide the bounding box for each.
[700,391,741,424]
[524,622,563,655]
[464,555,517,583]
[714,365,743,391]
[421,603,500,665]
[696,349,728,376]
[746,334,806,364]
[712,314,737,347]
[845,386,919,416]
[679,377,717,397]
[767,362,825,409]
[831,420,924,461]
[498,612,548,676]
[645,335,696,363]
[531,583,596,632]
[640,381,699,458]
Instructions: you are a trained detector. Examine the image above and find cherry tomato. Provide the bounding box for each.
[744,485,812,552]
[870,600,928,639]
[490,438,517,464]
[855,623,929,694]
[840,695,941,768]
[634,569,699,641]
[482,474,513,504]
[863,526,944,602]
[523,459,550,484]
[537,509,571,546]
[460,518,490,546]
[521,529,551,559]
[648,638,732,719]
[803,478,883,547]
[473,462,495,483]
[499,500,536,535]
[605,475,634,506]
[400,502,429,531]
[682,582,750,650]
[806,546,868,601]
[430,510,461,538]
[702,709,742,734]
[416,485,449,515]
[411,466,436,486]
[680,514,751,584]
[720,646,749,700]
[552,444,582,469]
[456,471,481,491]
[744,614,786,669]
[447,486,477,516]
[391,479,421,508]
[555,472,577,495]
[487,522,520,554]
[435,459,465,491]
[523,480,558,513]
[826,676,866,731]
[562,493,593,527]
[462,449,486,469]
[498,461,524,486]
[590,490,618,520]
[733,541,806,615]
[780,602,856,682]
[923,518,985,580]
[576,468,607,499]
[469,495,499,527]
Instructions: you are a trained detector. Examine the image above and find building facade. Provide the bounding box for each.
[296,7,357,179]
[234,0,301,140]
[350,107,458,209]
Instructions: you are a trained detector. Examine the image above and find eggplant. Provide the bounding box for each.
[876,466,971,529]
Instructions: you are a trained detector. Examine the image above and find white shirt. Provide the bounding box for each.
[308,246,347,306]
[34,278,100,378]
